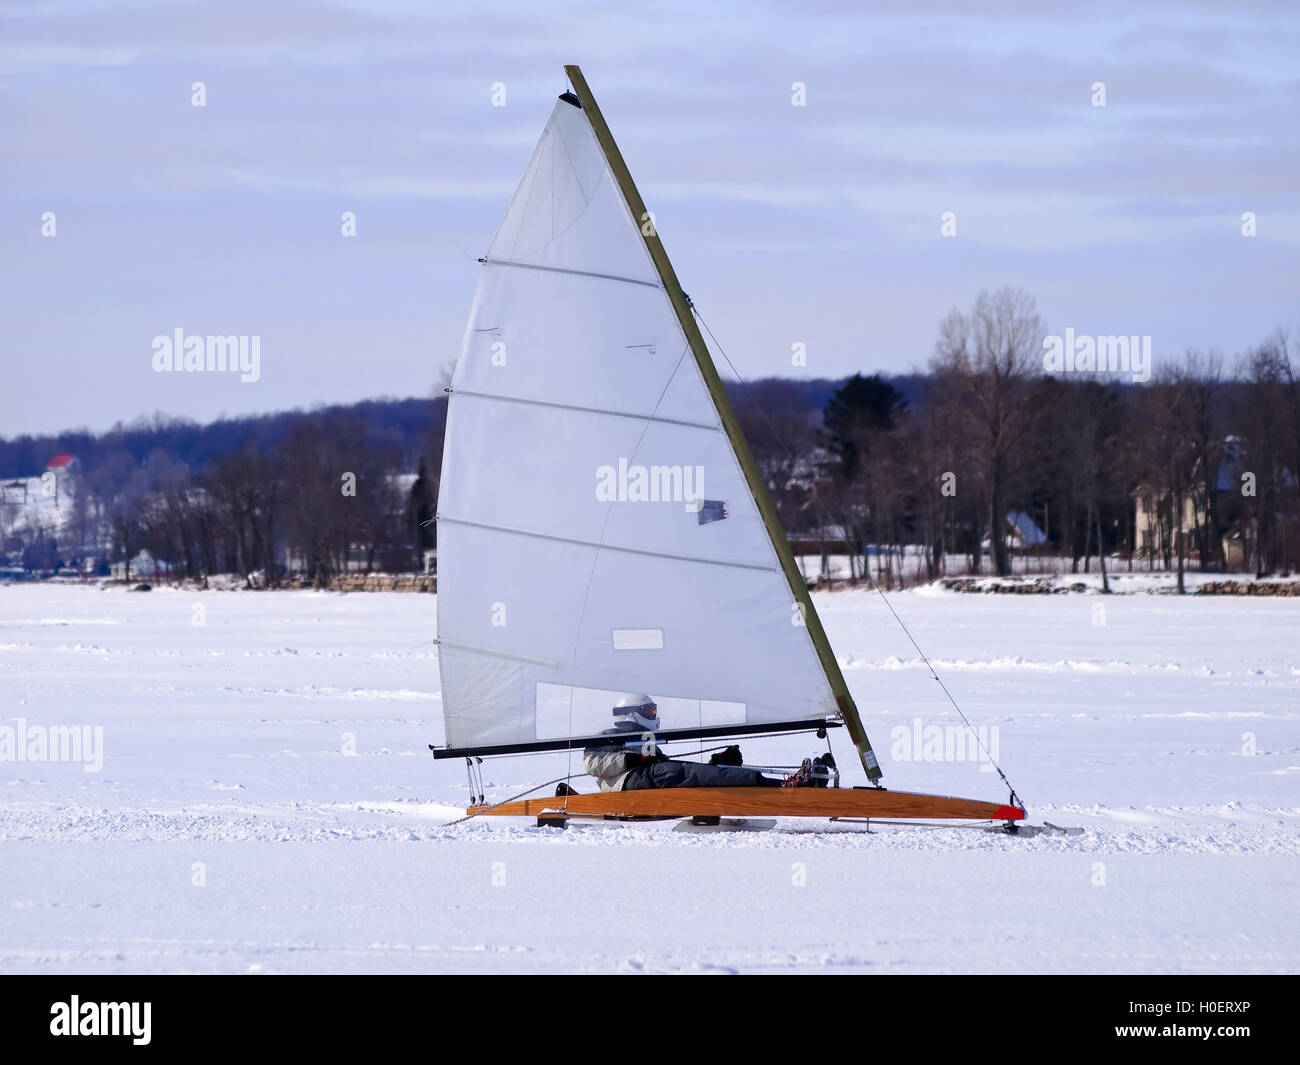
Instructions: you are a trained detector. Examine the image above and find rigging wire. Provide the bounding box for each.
[691,306,1026,811]
[442,773,590,827]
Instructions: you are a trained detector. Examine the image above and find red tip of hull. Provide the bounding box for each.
[994,805,1027,821]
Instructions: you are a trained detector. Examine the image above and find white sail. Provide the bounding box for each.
[436,94,842,750]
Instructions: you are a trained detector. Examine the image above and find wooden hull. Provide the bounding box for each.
[468,787,1026,822]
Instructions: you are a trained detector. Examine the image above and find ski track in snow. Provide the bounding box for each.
[1,584,1297,973]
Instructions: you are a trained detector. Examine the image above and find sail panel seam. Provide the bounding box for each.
[483,257,662,289]
[435,639,559,670]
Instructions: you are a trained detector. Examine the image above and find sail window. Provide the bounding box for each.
[535,682,746,740]
[697,499,727,525]
[611,628,664,650]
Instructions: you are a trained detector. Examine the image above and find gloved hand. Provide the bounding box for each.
[709,745,744,767]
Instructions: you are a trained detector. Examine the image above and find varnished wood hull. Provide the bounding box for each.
[468,787,1026,822]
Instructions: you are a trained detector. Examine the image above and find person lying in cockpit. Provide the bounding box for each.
[580,694,831,792]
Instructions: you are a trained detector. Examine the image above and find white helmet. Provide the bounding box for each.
[613,693,659,731]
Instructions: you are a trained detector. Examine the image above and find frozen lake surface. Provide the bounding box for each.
[1,583,1296,973]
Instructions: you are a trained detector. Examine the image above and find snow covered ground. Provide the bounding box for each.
[0,583,1296,974]
[795,550,1294,590]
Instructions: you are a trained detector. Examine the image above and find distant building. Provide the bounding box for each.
[1005,511,1047,550]
[47,454,81,475]
[1,479,29,505]
[1135,492,1203,555]
[0,453,81,525]
[787,524,850,557]
[1132,436,1295,569]
[110,550,170,581]
[1220,531,1248,570]
[981,512,1047,554]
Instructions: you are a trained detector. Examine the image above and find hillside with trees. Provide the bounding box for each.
[4,289,1296,588]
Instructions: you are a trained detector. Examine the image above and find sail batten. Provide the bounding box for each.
[484,257,663,290]
[439,516,781,573]
[451,389,723,433]
[435,639,560,671]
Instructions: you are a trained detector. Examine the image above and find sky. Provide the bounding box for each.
[1,0,1297,438]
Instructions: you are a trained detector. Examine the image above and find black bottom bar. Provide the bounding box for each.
[0,974,1285,1050]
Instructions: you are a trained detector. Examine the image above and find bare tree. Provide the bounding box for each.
[1181,351,1225,571]
[1239,338,1296,575]
[931,287,1048,576]
[206,447,280,587]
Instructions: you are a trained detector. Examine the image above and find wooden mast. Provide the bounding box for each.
[563,64,883,783]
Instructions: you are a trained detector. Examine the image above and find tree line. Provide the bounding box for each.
[2,404,445,587]
[741,288,1298,586]
[4,287,1297,587]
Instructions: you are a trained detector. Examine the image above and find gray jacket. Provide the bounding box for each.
[583,721,661,792]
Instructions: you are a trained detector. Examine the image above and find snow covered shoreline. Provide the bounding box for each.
[940,574,1300,595]
[1,584,1296,973]
[11,568,1300,597]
